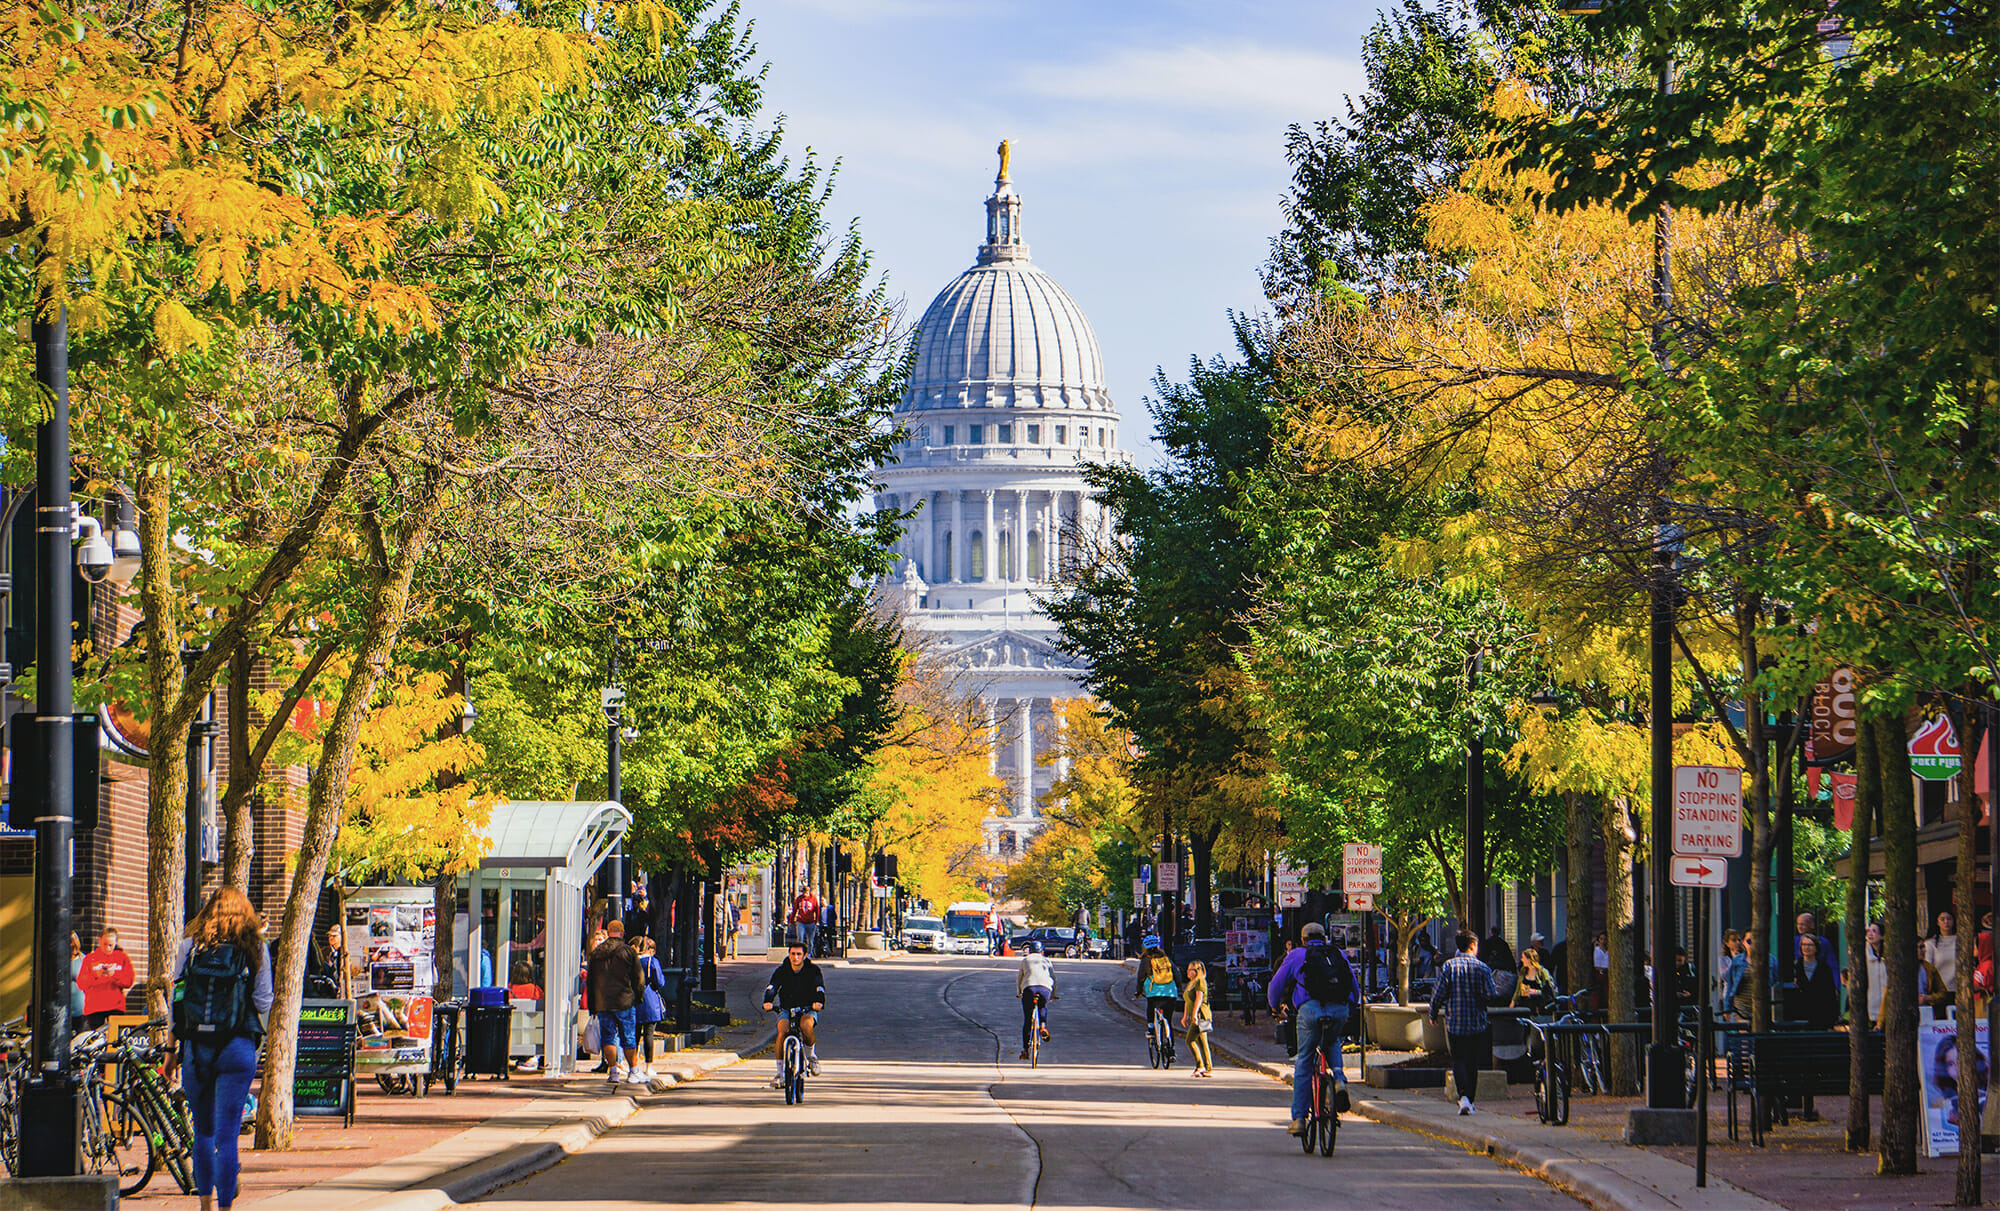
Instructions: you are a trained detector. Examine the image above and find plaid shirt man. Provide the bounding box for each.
[1430,951,1495,1035]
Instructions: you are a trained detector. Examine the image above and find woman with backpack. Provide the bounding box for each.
[175,887,272,1211]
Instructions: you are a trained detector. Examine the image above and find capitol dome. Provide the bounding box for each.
[906,262,1111,412]
[873,142,1123,858]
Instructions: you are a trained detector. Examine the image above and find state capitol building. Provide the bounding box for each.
[875,145,1127,857]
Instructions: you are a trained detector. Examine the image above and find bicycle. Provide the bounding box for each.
[101,1022,196,1196]
[1,1018,30,1176]
[1146,1004,1176,1070]
[1026,994,1046,1069]
[1298,1020,1342,1157]
[778,1007,809,1105]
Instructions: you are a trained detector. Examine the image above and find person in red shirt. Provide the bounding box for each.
[791,889,821,957]
[77,928,135,1029]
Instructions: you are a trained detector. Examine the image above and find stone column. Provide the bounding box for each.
[981,489,996,583]
[1014,489,1028,581]
[953,490,966,582]
[985,698,998,776]
[1017,698,1033,817]
[926,490,939,582]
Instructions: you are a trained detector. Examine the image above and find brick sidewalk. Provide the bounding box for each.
[1190,974,1979,1211]
[124,957,771,1207]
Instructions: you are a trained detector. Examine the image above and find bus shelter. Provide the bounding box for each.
[462,800,628,1075]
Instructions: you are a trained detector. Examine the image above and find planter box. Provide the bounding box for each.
[852,930,888,951]
[1364,1003,1447,1052]
[1363,1063,1447,1089]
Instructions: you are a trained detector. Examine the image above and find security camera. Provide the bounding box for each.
[75,516,113,584]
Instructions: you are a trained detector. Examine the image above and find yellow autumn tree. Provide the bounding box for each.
[327,667,497,886]
[865,704,1002,908]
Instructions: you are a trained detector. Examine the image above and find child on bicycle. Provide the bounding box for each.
[1138,937,1182,1031]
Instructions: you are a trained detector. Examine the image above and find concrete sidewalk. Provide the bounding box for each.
[121,958,779,1211]
[1106,963,1776,1211]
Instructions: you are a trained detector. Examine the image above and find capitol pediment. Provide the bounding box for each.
[939,630,1085,673]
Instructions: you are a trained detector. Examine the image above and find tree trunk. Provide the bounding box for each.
[432,870,457,1001]
[1192,823,1219,937]
[1877,712,1919,1174]
[1956,721,1981,1203]
[1604,797,1639,1095]
[256,474,447,1151]
[138,457,194,1020]
[1565,792,1592,1009]
[1846,720,1876,1151]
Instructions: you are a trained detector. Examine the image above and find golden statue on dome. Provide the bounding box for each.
[997,139,1012,182]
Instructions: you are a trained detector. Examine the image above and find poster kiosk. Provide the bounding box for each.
[459,800,630,1077]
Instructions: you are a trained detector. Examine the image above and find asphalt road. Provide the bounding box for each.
[477,956,1576,1209]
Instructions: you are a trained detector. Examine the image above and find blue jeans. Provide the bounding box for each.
[597,1006,638,1051]
[1291,999,1349,1122]
[183,1035,258,1206]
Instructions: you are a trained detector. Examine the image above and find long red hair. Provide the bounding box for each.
[187,886,264,968]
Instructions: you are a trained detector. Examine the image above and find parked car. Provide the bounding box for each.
[1084,934,1112,959]
[901,915,946,953]
[1019,926,1090,958]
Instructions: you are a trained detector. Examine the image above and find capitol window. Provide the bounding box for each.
[1027,424,1040,443]
[1055,424,1066,445]
[970,531,986,580]
[970,424,984,444]
[943,425,955,445]
[919,426,930,445]
[998,424,1013,443]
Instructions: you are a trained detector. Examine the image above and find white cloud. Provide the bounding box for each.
[1016,41,1361,122]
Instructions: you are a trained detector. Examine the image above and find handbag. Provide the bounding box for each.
[638,958,667,1025]
[580,1012,602,1054]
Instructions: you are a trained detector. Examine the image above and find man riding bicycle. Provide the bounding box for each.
[762,940,826,1087]
[1268,922,1359,1136]
[1016,940,1056,1060]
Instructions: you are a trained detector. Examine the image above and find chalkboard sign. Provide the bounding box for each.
[296,998,356,1126]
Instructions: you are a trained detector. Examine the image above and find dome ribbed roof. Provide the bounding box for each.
[904,261,1110,411]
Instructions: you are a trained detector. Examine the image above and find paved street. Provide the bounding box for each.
[478,957,1574,1209]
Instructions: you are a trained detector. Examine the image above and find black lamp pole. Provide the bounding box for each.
[19,268,82,1177]
[1466,646,1486,939]
[601,632,622,918]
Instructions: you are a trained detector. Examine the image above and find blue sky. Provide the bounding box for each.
[739,0,1386,467]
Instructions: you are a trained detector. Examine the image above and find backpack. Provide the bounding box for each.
[1147,955,1176,988]
[1301,945,1354,1005]
[173,944,261,1046]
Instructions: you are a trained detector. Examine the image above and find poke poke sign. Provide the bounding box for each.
[1673,765,1743,858]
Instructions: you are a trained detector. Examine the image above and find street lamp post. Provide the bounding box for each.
[1466,645,1486,940]
[19,275,81,1178]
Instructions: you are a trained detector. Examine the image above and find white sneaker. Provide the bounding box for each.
[768,1074,784,1090]
[807,1057,821,1077]
[1458,1095,1472,1115]
[609,1066,628,1084]
[631,1065,652,1084]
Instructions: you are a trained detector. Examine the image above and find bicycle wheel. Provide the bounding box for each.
[1161,1023,1175,1070]
[96,1094,156,1196]
[1299,1112,1317,1155]
[1147,1018,1161,1069]
[1318,1107,1337,1156]
[1533,1064,1550,1123]
[1549,1061,1569,1126]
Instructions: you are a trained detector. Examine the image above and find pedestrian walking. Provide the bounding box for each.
[635,936,668,1078]
[790,887,821,955]
[173,887,272,1211]
[1925,910,1959,1005]
[1430,931,1495,1116]
[1182,960,1215,1077]
[68,933,85,1024]
[587,920,645,1084]
[1267,923,1358,1135]
[1792,933,1839,1029]
[78,929,135,1029]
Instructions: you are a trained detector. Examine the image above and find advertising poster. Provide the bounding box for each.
[1224,930,1269,976]
[1922,1018,1989,1156]
[728,864,771,956]
[343,887,437,1076]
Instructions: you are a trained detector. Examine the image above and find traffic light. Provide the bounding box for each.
[873,852,898,881]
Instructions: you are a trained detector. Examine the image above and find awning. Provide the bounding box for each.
[477,800,629,889]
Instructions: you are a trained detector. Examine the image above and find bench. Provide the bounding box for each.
[1732,1030,1884,1146]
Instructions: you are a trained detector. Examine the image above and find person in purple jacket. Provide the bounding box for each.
[1268,923,1361,1136]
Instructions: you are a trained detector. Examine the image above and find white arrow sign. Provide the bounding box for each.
[1670,855,1728,888]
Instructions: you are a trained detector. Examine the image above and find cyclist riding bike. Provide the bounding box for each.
[1269,922,1360,1136]
[1136,935,1181,1042]
[1016,941,1056,1060]
[762,940,827,1088]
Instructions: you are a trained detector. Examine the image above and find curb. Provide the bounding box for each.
[1101,976,1770,1211]
[247,1033,772,1211]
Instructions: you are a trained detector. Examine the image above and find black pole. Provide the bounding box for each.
[602,632,623,917]
[1467,646,1486,938]
[1987,699,2000,1151]
[1646,513,1683,1106]
[1697,889,1711,1185]
[20,268,80,1178]
[185,681,215,915]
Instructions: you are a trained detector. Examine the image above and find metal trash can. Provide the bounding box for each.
[464,1004,513,1080]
